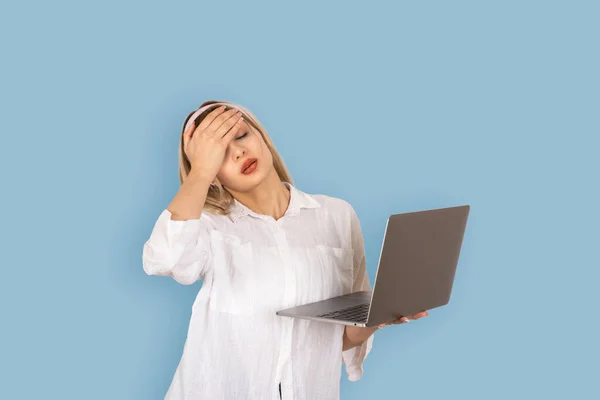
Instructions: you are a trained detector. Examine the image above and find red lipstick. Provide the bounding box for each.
[241,158,257,174]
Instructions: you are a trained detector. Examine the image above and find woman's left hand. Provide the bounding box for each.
[378,310,429,328]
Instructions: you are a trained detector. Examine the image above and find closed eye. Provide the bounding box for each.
[236,132,248,140]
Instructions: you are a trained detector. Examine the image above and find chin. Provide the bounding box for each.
[223,171,263,193]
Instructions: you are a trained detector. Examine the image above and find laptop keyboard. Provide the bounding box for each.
[317,303,370,322]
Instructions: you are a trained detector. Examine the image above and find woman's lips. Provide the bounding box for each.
[241,159,257,174]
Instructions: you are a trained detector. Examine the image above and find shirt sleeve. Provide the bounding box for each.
[342,202,375,381]
[142,208,214,285]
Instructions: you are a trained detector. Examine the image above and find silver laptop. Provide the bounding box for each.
[276,205,470,327]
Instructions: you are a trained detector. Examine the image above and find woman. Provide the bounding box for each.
[142,100,427,399]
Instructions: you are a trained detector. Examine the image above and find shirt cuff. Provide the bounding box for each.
[342,331,374,381]
[161,209,207,247]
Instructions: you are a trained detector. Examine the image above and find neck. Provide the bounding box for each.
[230,168,290,220]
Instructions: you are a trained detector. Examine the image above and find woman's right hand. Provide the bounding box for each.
[183,106,244,181]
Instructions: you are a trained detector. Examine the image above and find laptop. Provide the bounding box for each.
[276,205,470,327]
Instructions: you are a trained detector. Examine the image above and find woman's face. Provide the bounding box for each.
[215,118,273,192]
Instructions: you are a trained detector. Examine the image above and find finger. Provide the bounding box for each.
[198,105,230,132]
[183,122,194,152]
[208,108,240,134]
[218,113,244,141]
[405,312,420,320]
[388,319,406,325]
[198,105,227,131]
[379,318,397,327]
[183,119,197,142]
[222,118,244,144]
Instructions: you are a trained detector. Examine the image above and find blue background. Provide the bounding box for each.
[1,1,598,399]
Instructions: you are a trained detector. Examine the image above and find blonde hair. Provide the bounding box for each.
[178,100,293,216]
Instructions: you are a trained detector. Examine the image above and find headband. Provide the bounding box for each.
[184,102,246,133]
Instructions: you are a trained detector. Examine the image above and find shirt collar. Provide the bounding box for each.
[227,181,321,223]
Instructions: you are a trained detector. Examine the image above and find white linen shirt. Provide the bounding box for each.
[142,181,374,400]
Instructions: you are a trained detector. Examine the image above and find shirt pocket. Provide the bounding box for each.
[314,245,355,298]
[207,229,256,316]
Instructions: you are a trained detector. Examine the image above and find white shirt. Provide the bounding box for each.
[142,181,374,400]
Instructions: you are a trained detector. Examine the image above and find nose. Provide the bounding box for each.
[231,145,246,161]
